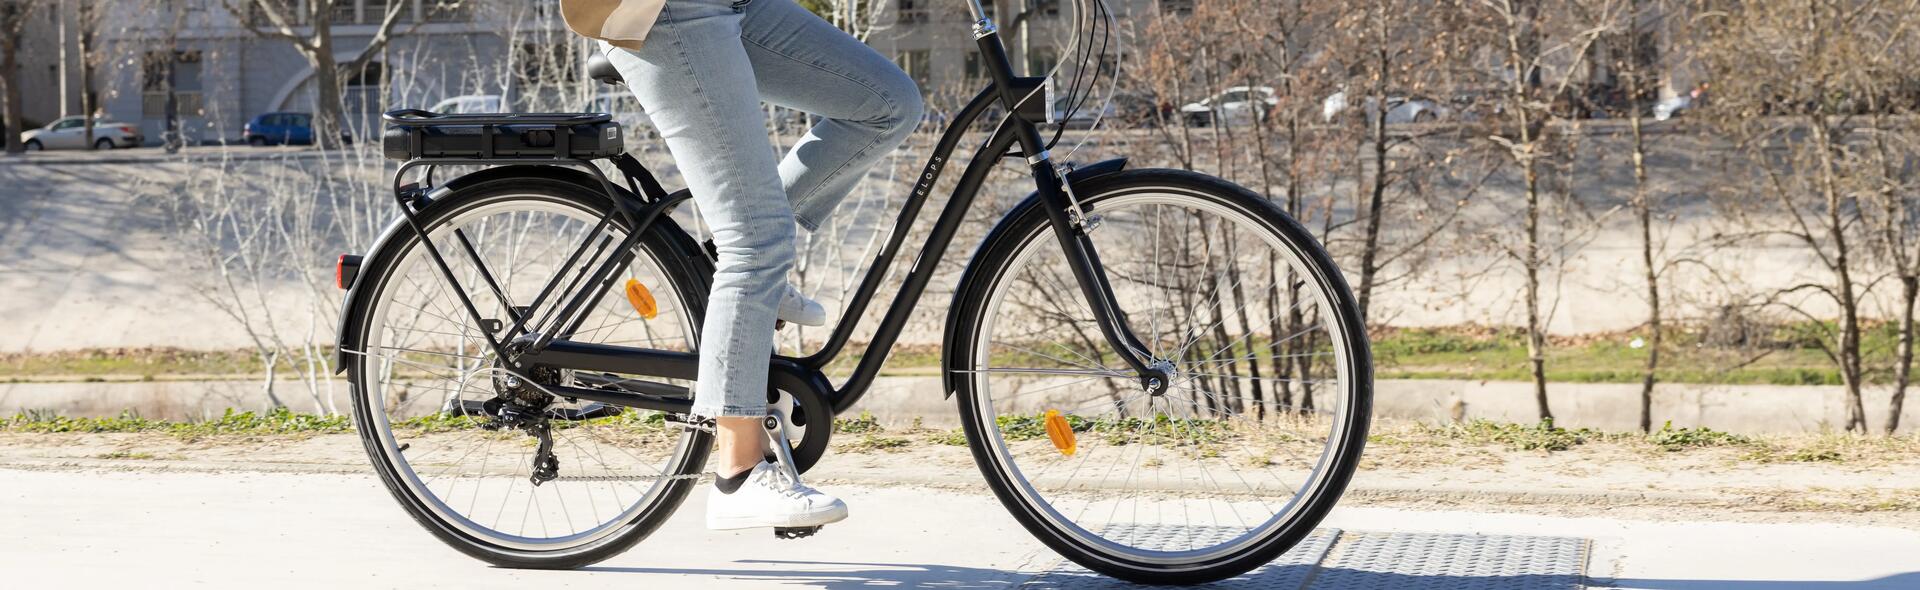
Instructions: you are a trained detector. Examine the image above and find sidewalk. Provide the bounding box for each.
[2,467,1915,589]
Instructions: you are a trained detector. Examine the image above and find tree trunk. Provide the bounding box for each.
[1892,276,1915,435]
[1624,8,1660,432]
[1812,119,1867,432]
[1498,0,1551,423]
[1,37,21,155]
[1355,3,1391,320]
[80,3,97,151]
[1523,157,1551,423]
[304,9,350,150]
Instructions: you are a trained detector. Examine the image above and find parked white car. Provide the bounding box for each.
[1322,91,1452,124]
[427,95,505,114]
[1653,95,1691,121]
[1180,86,1278,127]
[20,116,144,150]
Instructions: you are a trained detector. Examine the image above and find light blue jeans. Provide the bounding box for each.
[602,0,924,418]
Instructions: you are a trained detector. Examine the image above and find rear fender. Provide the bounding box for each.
[332,165,652,373]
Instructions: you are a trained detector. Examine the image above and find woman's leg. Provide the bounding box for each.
[601,1,790,476]
[735,0,926,232]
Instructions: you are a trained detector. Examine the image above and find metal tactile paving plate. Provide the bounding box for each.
[1019,528,1589,590]
[1020,526,1340,589]
[1309,532,1589,590]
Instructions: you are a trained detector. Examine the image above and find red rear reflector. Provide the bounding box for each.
[336,254,363,290]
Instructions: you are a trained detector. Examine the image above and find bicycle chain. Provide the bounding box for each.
[551,472,709,483]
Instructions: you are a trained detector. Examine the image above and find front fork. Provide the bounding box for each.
[972,16,1167,394]
[1023,148,1169,394]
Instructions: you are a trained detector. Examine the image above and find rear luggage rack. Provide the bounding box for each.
[382,109,625,161]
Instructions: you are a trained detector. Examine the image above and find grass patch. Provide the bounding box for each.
[0,348,266,378]
[1418,419,1600,452]
[929,429,970,446]
[840,434,912,453]
[1,321,1902,387]
[3,408,351,438]
[96,451,160,460]
[1372,322,1920,386]
[834,411,884,434]
[1646,422,1758,451]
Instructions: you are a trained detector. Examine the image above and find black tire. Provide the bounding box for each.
[23,139,42,151]
[248,136,268,147]
[342,174,714,570]
[947,169,1371,585]
[94,138,115,150]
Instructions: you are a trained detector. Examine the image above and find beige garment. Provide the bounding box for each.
[559,0,668,50]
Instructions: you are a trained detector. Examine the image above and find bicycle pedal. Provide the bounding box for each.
[773,526,821,540]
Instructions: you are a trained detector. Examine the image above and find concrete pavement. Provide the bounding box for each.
[3,468,1918,588]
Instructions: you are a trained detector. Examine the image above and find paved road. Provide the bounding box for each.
[3,468,1917,588]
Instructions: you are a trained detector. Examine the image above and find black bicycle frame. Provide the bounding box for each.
[381,20,1162,417]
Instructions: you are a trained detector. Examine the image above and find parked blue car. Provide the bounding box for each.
[243,112,314,146]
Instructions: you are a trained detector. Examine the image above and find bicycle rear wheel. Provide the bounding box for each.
[949,169,1371,584]
[342,173,712,569]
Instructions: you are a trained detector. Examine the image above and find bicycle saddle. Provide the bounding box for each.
[587,53,626,86]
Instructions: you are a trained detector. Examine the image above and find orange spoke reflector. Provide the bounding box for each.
[623,279,658,319]
[1044,409,1077,457]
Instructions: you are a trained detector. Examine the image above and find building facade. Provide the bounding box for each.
[31,0,581,144]
[17,0,1695,145]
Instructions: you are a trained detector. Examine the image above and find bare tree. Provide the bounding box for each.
[1459,0,1617,422]
[219,0,419,147]
[0,0,36,155]
[1864,113,1919,435]
[1853,11,1920,434]
[1697,0,1917,433]
[1594,0,1672,432]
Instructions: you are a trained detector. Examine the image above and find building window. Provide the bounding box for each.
[236,1,304,27]
[964,51,984,81]
[1158,0,1193,15]
[372,0,401,22]
[142,51,205,119]
[897,50,931,90]
[898,0,930,24]
[1033,0,1060,18]
[331,0,359,24]
[1025,47,1057,77]
[343,61,389,116]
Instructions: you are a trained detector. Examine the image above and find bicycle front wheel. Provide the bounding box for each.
[948,169,1371,584]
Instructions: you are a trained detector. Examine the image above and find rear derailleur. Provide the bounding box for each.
[478,396,562,486]
[482,365,566,486]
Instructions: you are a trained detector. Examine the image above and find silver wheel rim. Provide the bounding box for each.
[362,195,701,552]
[968,188,1356,567]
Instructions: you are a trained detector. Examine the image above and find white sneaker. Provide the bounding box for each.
[778,284,828,327]
[706,461,848,530]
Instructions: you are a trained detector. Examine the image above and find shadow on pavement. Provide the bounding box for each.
[578,559,1028,589]
[577,562,1920,590]
[1603,572,1920,590]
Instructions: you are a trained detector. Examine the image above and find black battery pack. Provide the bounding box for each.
[382,110,625,161]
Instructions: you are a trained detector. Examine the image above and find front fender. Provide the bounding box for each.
[938,157,1128,398]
